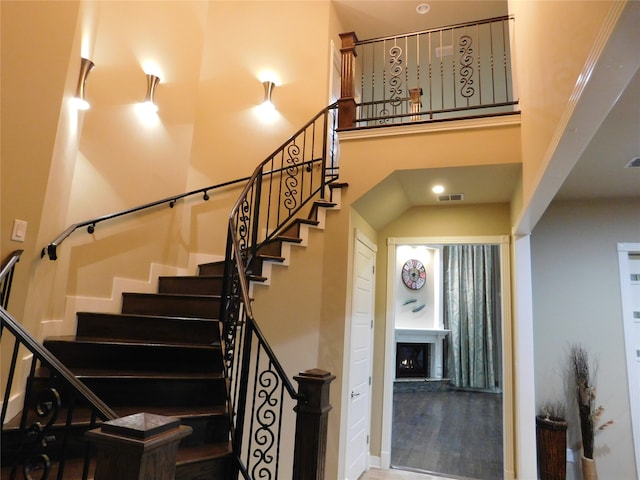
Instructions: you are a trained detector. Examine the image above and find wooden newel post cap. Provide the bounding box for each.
[294,369,336,413]
[86,412,192,480]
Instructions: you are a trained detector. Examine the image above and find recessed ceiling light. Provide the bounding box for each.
[432,185,445,194]
[416,3,430,14]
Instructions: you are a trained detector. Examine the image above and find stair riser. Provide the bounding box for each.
[79,377,227,407]
[158,276,224,296]
[121,293,220,319]
[175,456,231,480]
[179,415,230,446]
[44,341,223,373]
[76,313,220,345]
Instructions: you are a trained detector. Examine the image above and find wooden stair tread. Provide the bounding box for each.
[271,235,302,243]
[176,441,232,463]
[45,335,221,349]
[77,311,220,323]
[70,369,225,380]
[313,200,336,208]
[115,404,227,419]
[256,254,285,262]
[122,292,221,299]
[160,274,223,280]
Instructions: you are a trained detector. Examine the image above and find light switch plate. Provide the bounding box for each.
[11,219,27,242]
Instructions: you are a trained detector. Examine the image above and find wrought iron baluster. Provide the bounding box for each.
[477,23,483,105]
[503,19,510,102]
[459,31,475,104]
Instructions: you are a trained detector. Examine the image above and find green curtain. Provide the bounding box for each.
[444,244,502,391]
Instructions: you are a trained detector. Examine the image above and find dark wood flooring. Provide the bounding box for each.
[391,387,503,480]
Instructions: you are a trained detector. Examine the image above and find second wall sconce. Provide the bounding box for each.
[143,73,161,113]
[74,57,95,110]
[262,81,275,110]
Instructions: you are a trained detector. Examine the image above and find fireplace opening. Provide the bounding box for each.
[396,342,430,378]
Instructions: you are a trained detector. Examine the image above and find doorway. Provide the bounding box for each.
[617,243,640,472]
[381,236,512,479]
[344,230,377,480]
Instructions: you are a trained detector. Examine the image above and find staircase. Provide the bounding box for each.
[1,186,345,479]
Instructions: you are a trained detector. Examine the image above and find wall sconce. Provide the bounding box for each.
[262,81,275,110]
[142,73,161,113]
[74,57,95,110]
[256,80,278,123]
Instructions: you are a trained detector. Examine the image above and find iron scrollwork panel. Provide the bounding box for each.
[249,363,282,480]
[458,35,475,100]
[283,142,301,217]
[8,380,62,480]
[380,43,404,123]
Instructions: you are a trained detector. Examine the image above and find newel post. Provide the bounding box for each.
[338,32,358,129]
[292,368,336,480]
[86,413,192,480]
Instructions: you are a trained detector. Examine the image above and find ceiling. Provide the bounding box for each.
[332,0,640,229]
[332,0,507,39]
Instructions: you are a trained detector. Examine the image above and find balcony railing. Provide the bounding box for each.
[338,15,518,129]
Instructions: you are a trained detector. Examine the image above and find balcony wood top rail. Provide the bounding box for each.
[354,14,513,44]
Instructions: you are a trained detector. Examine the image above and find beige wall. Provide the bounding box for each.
[340,123,521,205]
[509,0,621,215]
[531,198,640,480]
[1,1,82,332]
[1,0,338,312]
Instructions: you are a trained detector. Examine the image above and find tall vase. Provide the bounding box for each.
[581,455,598,480]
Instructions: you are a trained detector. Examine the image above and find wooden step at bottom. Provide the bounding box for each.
[175,442,232,480]
[158,275,224,295]
[76,312,221,345]
[74,373,227,407]
[2,441,233,480]
[43,337,223,373]
[121,292,221,319]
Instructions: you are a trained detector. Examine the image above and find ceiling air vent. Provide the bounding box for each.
[437,193,465,202]
[626,157,640,168]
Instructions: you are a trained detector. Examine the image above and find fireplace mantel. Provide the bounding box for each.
[395,328,450,379]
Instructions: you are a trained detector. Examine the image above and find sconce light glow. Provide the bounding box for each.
[432,185,445,194]
[255,80,279,123]
[135,73,161,125]
[257,70,281,86]
[73,57,95,110]
[142,61,163,80]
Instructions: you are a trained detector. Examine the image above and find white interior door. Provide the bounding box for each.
[619,244,640,473]
[345,233,376,480]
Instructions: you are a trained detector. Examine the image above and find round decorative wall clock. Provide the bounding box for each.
[401,259,426,290]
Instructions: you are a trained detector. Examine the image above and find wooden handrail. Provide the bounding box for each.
[1,250,23,310]
[41,178,249,261]
[41,156,328,262]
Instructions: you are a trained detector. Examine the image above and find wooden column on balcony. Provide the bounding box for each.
[86,412,192,480]
[338,32,358,129]
[292,368,336,480]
